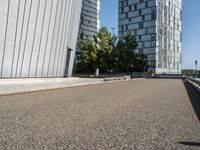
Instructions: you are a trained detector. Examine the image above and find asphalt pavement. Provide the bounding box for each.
[0,79,199,150]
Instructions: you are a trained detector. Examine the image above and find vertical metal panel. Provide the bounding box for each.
[56,0,69,76]
[11,0,21,77]
[15,0,27,77]
[54,0,67,76]
[20,0,33,77]
[28,0,40,77]
[59,0,72,76]
[51,0,64,76]
[36,0,50,77]
[0,1,9,77]
[20,0,36,77]
[12,0,26,77]
[35,0,47,77]
[29,0,46,77]
[2,0,17,78]
[0,0,10,77]
[47,0,60,77]
[41,0,53,77]
[42,0,56,77]
[34,0,47,77]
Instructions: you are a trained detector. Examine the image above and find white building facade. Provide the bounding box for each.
[0,0,82,78]
[119,0,182,74]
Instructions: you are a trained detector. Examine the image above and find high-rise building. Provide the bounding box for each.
[118,0,182,74]
[75,0,100,64]
[0,0,82,78]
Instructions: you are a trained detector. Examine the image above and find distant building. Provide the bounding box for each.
[118,0,182,74]
[0,0,82,78]
[75,0,100,65]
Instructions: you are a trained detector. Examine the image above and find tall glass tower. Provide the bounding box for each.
[75,0,100,65]
[118,0,182,74]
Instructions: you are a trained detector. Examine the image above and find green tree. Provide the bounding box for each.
[76,38,98,74]
[76,27,116,74]
[114,33,137,72]
[75,28,148,74]
[114,32,148,73]
[96,27,116,73]
[132,53,148,72]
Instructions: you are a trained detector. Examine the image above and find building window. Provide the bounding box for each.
[126,12,128,18]
[139,10,142,15]
[138,35,141,41]
[151,61,155,68]
[152,13,156,20]
[151,7,156,13]
[129,6,132,11]
[145,29,148,34]
[134,30,137,35]
[125,25,128,31]
[134,4,137,10]
[139,22,143,28]
[125,0,128,6]
[121,7,124,13]
[142,15,145,21]
[151,41,156,47]
[120,1,124,7]
[151,34,156,40]
[142,42,145,47]
[121,26,124,32]
[80,32,84,39]
[145,2,148,8]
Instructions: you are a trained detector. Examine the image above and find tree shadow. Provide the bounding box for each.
[183,79,200,121]
[178,141,200,147]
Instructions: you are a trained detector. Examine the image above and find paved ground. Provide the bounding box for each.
[0,77,131,96]
[0,79,199,150]
[0,78,104,95]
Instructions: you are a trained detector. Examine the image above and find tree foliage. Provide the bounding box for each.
[96,27,116,73]
[75,27,148,74]
[76,38,97,73]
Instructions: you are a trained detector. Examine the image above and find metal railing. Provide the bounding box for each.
[185,77,200,88]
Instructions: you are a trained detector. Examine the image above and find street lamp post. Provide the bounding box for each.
[195,60,198,78]
[129,64,134,79]
[111,27,115,35]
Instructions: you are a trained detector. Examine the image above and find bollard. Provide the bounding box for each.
[95,68,99,77]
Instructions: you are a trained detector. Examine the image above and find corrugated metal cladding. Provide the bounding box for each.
[0,0,82,78]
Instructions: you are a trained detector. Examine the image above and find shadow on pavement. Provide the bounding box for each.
[183,79,200,121]
[178,141,200,147]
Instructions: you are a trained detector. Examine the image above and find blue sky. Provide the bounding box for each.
[100,0,200,69]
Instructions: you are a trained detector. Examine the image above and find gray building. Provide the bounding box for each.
[0,0,82,78]
[119,0,182,74]
[75,0,100,64]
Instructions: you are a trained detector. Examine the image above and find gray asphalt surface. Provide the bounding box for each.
[0,79,199,150]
